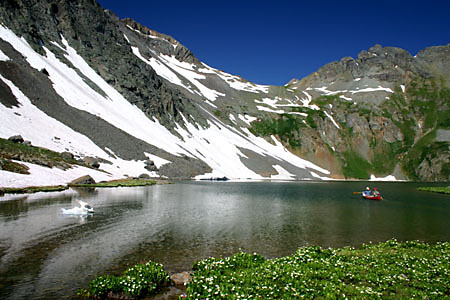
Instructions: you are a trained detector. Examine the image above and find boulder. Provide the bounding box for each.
[83,157,100,169]
[70,175,96,185]
[170,271,191,286]
[144,159,158,171]
[61,151,74,161]
[138,173,151,179]
[8,135,24,143]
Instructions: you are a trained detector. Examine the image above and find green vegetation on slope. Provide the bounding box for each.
[0,137,82,171]
[185,240,449,299]
[342,151,372,179]
[0,185,68,194]
[0,179,160,195]
[249,114,307,148]
[371,141,403,175]
[69,178,157,188]
[0,157,29,174]
[393,78,450,180]
[0,138,77,163]
[417,186,450,194]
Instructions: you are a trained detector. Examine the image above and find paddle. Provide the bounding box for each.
[352,192,363,194]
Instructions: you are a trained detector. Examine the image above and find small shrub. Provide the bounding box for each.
[79,260,171,299]
[88,275,121,297]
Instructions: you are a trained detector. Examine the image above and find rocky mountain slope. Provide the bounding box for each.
[0,0,448,187]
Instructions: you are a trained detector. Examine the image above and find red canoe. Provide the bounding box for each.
[362,194,382,201]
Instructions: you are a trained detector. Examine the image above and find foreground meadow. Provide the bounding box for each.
[80,240,449,299]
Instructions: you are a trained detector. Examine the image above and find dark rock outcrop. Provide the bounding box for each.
[8,135,24,143]
[82,156,100,169]
[70,175,96,185]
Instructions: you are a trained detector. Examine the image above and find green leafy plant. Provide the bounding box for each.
[79,260,171,299]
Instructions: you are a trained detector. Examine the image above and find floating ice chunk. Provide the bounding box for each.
[61,200,94,215]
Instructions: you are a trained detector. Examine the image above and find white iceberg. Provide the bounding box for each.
[61,200,94,215]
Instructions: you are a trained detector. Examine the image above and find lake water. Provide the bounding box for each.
[1,181,449,299]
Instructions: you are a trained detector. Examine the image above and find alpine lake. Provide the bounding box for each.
[0,180,449,299]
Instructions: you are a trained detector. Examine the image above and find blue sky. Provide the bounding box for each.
[97,0,450,86]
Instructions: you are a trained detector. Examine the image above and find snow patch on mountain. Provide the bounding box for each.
[238,114,257,126]
[370,174,398,181]
[256,106,285,114]
[229,114,237,124]
[0,26,190,158]
[0,74,155,180]
[323,111,340,129]
[145,153,171,168]
[0,48,8,61]
[300,91,320,110]
[0,161,115,188]
[311,85,393,96]
[340,95,352,101]
[131,45,225,101]
[350,86,393,94]
[131,46,187,89]
[270,165,296,180]
[156,54,225,101]
[199,63,269,94]
[0,74,106,158]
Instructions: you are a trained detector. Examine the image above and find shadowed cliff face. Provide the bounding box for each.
[0,0,448,181]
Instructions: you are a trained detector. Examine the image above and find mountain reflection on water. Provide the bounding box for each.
[1,181,449,299]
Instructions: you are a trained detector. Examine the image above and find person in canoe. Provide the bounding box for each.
[363,187,371,197]
[372,187,380,197]
[362,187,382,200]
